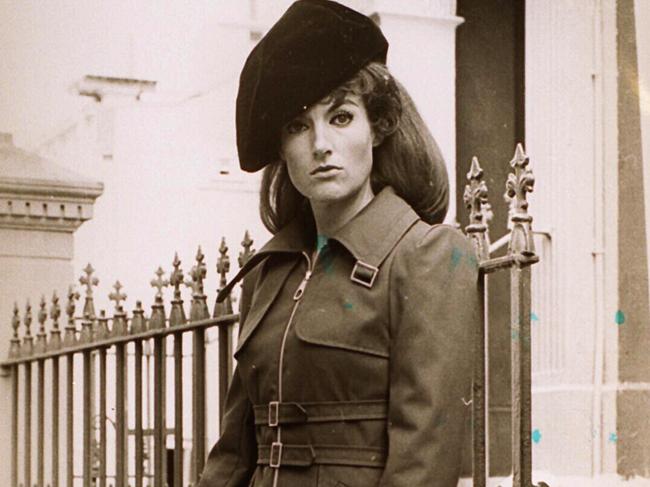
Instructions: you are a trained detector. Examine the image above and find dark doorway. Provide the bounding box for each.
[456,0,525,477]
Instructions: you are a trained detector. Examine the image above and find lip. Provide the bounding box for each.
[310,165,342,176]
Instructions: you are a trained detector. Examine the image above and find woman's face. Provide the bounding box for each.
[280,93,375,206]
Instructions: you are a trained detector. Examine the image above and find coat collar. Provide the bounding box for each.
[217,186,420,302]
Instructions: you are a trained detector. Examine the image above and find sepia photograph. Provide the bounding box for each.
[1,1,649,486]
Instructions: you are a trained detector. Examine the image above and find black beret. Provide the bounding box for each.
[236,0,389,172]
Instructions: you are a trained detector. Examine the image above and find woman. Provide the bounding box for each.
[199,1,480,486]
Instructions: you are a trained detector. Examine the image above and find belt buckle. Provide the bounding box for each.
[269,441,283,468]
[268,401,280,427]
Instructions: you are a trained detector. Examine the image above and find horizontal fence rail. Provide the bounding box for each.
[3,145,548,486]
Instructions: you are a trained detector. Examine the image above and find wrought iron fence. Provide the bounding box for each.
[2,144,547,487]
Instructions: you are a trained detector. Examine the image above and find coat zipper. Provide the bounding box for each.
[273,251,316,487]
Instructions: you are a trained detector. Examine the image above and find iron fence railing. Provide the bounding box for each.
[2,144,548,487]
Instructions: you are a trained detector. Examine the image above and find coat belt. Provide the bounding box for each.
[257,443,387,468]
[253,399,388,426]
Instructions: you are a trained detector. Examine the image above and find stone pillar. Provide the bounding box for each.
[374,0,463,223]
[0,132,102,480]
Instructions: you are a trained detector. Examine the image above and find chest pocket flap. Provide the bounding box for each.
[293,270,390,358]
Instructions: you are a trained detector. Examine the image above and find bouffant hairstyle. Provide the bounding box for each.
[259,62,449,234]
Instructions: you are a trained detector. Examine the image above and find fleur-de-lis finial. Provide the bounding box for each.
[214,237,233,317]
[217,238,230,288]
[238,231,255,268]
[185,246,209,321]
[504,143,536,257]
[463,156,491,262]
[185,246,207,297]
[150,266,168,301]
[504,143,535,215]
[66,285,80,322]
[50,291,61,327]
[23,300,34,356]
[9,303,21,357]
[64,286,80,347]
[169,253,184,301]
[108,281,127,313]
[36,295,48,353]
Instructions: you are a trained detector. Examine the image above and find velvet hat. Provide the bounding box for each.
[236,0,389,172]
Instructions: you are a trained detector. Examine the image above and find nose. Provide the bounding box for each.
[312,123,332,161]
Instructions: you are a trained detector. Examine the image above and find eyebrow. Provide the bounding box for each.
[324,96,359,113]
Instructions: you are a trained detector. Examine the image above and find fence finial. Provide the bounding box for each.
[79,312,94,343]
[131,300,147,333]
[505,143,536,258]
[79,263,99,319]
[239,231,255,268]
[35,295,48,353]
[186,246,209,321]
[49,291,62,350]
[214,237,233,317]
[22,300,34,357]
[9,302,21,358]
[96,310,110,339]
[109,281,128,335]
[149,267,168,329]
[463,156,491,262]
[151,266,168,300]
[169,253,187,326]
[64,286,80,347]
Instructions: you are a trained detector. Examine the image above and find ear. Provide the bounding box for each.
[372,133,384,147]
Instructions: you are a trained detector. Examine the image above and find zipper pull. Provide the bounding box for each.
[293,270,312,301]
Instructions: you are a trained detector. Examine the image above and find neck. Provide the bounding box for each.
[310,185,375,237]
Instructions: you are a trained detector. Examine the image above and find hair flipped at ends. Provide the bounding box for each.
[260,62,449,233]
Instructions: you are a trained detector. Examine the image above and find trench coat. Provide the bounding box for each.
[198,186,481,487]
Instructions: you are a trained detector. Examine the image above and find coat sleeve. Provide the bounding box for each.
[198,267,261,487]
[378,224,480,487]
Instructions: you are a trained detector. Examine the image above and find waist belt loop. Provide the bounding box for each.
[268,401,280,427]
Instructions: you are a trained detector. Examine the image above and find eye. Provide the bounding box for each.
[284,119,308,135]
[330,111,353,127]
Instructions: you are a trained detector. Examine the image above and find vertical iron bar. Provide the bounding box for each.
[193,329,207,478]
[11,365,18,487]
[511,264,532,487]
[66,354,73,487]
[25,361,32,487]
[37,359,45,487]
[135,341,144,487]
[115,343,127,487]
[99,348,107,487]
[217,325,232,426]
[82,351,92,487]
[174,333,183,487]
[472,274,487,487]
[52,357,60,487]
[153,336,166,487]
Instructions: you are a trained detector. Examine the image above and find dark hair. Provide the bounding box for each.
[259,62,449,234]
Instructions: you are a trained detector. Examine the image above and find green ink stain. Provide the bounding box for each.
[466,253,478,268]
[532,429,542,444]
[316,234,328,253]
[615,310,625,325]
[531,312,539,322]
[343,302,353,310]
[451,247,463,268]
[511,329,519,340]
[609,432,618,443]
